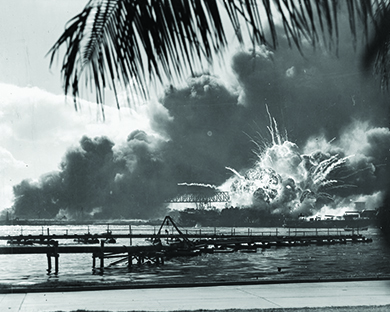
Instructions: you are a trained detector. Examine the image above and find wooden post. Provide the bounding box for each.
[54,241,59,274]
[129,225,132,246]
[54,254,59,274]
[47,241,59,274]
[100,240,104,269]
[92,253,96,268]
[47,253,52,273]
[127,252,133,268]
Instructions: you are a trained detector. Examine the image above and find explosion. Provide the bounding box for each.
[226,111,365,217]
[228,166,281,204]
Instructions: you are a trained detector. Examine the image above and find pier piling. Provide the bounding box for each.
[99,240,105,270]
[46,241,59,274]
[47,253,51,273]
[128,252,132,268]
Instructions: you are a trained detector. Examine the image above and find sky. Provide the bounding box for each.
[1,1,390,220]
[0,1,154,210]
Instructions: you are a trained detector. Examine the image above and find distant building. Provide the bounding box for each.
[360,210,377,219]
[324,215,334,220]
[343,211,361,220]
[354,201,365,211]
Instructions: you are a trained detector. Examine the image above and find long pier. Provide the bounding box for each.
[0,231,367,241]
[0,216,373,274]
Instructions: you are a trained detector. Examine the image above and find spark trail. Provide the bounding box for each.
[226,112,354,216]
[178,182,218,189]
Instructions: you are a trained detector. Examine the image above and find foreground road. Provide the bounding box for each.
[2,280,390,312]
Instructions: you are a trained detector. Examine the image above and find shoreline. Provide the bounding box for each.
[3,279,390,311]
[2,276,390,294]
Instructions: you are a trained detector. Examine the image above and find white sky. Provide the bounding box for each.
[0,1,157,209]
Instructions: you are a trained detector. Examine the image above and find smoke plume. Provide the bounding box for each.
[12,24,390,219]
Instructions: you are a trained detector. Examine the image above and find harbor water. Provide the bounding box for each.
[1,224,390,288]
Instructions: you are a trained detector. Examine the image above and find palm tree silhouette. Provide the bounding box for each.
[48,0,390,111]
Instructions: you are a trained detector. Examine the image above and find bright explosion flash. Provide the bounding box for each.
[227,109,355,216]
[179,110,386,217]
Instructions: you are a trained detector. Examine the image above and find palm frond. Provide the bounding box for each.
[361,1,390,90]
[48,0,388,111]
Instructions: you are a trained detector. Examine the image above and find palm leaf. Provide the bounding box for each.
[361,1,390,90]
[48,0,388,111]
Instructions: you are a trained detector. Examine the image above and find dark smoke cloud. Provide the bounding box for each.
[155,75,253,186]
[12,15,390,219]
[13,133,176,219]
[231,43,389,146]
[110,130,178,218]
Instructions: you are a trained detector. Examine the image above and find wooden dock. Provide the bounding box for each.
[0,216,373,274]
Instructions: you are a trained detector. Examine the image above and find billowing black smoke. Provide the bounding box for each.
[13,133,178,219]
[12,24,390,220]
[155,76,253,185]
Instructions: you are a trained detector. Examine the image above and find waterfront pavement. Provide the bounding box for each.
[2,280,390,312]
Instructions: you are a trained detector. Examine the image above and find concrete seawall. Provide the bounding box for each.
[2,279,390,311]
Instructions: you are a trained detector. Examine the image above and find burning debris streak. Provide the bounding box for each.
[266,105,283,146]
[225,167,245,180]
[178,183,218,189]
